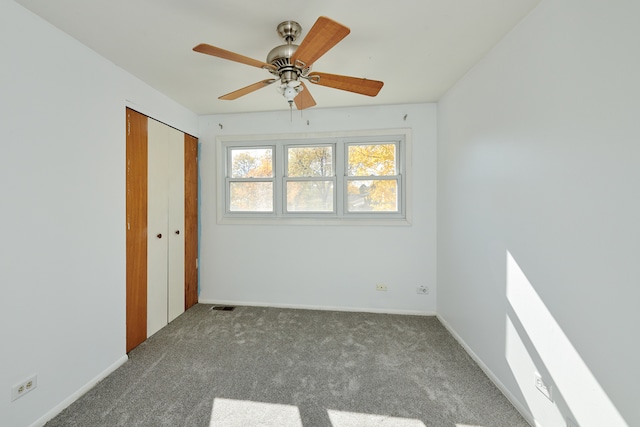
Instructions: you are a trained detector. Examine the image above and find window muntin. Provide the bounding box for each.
[218,130,408,223]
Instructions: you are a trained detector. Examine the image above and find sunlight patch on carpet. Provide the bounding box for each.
[327,409,426,426]
[210,398,302,427]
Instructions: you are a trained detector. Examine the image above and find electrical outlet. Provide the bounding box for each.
[11,374,37,402]
[534,372,552,401]
[375,284,388,291]
[416,285,429,295]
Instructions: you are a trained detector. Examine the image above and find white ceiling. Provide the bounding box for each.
[15,0,540,115]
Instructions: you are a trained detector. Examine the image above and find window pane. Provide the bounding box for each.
[286,181,334,212]
[287,146,333,177]
[347,144,396,176]
[230,148,272,178]
[230,182,273,212]
[347,179,398,212]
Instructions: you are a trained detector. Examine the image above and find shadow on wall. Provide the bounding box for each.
[505,250,628,427]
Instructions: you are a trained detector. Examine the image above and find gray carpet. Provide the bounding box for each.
[46,304,529,427]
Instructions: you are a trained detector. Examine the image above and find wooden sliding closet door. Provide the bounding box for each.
[184,134,198,310]
[126,108,148,352]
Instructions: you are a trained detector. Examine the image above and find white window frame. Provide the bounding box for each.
[216,128,412,226]
[226,145,276,214]
[344,138,402,216]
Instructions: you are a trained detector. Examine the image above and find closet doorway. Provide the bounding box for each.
[125,108,198,352]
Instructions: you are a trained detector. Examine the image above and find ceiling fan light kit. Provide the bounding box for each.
[193,16,384,110]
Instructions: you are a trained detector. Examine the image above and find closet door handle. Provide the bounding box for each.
[175,230,180,235]
[157,233,162,239]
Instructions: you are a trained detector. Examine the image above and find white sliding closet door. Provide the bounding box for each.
[167,126,185,323]
[147,118,185,337]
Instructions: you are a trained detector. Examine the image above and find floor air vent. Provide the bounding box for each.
[211,306,236,311]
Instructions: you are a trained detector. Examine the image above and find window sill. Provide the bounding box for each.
[216,216,412,226]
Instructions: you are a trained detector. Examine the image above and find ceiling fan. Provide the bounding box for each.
[193,16,384,110]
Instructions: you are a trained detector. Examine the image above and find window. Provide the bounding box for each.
[285,145,335,212]
[217,129,411,225]
[346,143,399,213]
[228,147,273,212]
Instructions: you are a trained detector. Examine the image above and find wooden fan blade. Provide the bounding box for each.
[291,17,350,67]
[193,44,275,71]
[308,72,384,97]
[219,79,277,100]
[294,82,317,110]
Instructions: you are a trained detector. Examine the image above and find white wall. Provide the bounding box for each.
[12,0,640,425]
[437,1,640,426]
[198,103,437,315]
[0,1,198,426]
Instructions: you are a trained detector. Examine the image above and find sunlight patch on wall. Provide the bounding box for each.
[210,398,303,427]
[505,250,627,427]
[327,409,426,427]
[505,314,562,427]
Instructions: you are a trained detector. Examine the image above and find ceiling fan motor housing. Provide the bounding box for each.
[267,21,311,85]
[267,44,311,84]
[266,44,298,69]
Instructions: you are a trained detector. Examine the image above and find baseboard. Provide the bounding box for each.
[436,314,535,427]
[29,355,128,427]
[198,299,435,316]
